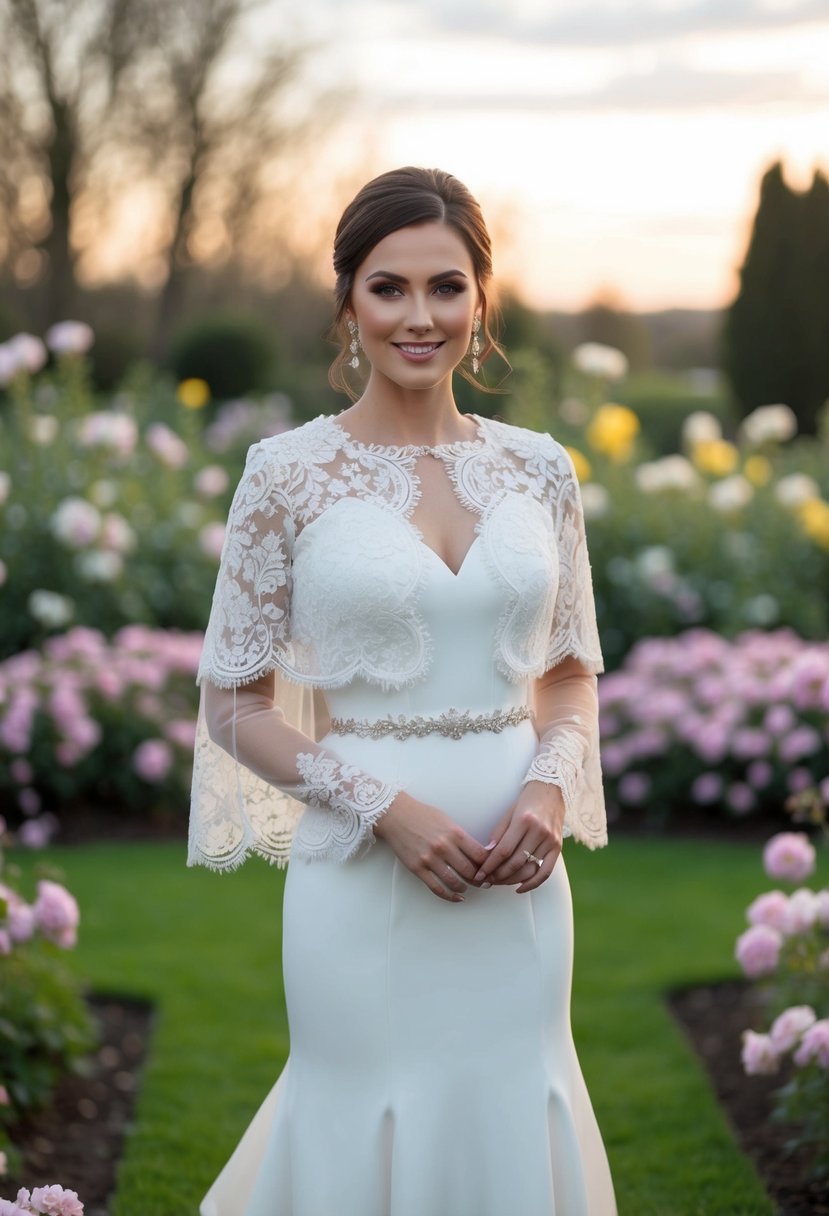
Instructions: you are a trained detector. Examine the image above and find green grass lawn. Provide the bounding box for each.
[15,834,825,1215]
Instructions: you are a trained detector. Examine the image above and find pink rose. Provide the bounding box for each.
[762,832,816,883]
[769,1005,817,1053]
[146,422,188,469]
[0,1200,29,1216]
[29,1185,84,1215]
[786,888,820,934]
[194,465,229,498]
[793,1019,829,1069]
[132,738,173,783]
[741,1029,780,1075]
[8,900,36,943]
[198,522,226,560]
[34,880,80,949]
[746,890,790,933]
[735,924,782,978]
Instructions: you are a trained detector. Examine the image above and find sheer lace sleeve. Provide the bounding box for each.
[188,441,400,871]
[544,444,604,676]
[521,660,607,849]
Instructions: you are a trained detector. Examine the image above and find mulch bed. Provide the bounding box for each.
[3,995,155,1216]
[669,978,829,1216]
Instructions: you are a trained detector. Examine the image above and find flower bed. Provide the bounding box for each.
[0,626,201,830]
[599,629,829,824]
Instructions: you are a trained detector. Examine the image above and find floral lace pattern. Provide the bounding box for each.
[197,412,603,693]
[291,751,400,862]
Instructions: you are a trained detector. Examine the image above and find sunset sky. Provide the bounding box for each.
[276,0,829,312]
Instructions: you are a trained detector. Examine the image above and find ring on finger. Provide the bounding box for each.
[523,848,544,869]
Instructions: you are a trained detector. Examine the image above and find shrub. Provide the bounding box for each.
[734,828,829,1181]
[599,629,829,827]
[0,838,94,1178]
[167,312,278,401]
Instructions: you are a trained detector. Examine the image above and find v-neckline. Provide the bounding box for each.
[417,533,480,580]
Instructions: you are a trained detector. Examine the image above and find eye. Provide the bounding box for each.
[434,282,464,295]
[370,283,402,297]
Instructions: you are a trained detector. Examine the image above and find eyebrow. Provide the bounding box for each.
[364,269,468,284]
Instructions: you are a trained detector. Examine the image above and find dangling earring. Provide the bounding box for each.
[347,318,361,369]
[470,315,482,375]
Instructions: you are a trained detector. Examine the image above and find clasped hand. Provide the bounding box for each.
[373,782,565,903]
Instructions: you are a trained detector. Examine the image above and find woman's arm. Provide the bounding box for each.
[472,655,598,892]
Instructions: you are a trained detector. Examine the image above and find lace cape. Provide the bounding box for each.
[189,412,605,869]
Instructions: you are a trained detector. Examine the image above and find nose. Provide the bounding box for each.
[406,293,433,333]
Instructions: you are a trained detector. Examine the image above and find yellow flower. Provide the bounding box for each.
[743,455,772,487]
[586,403,640,463]
[691,438,739,477]
[565,446,592,483]
[797,498,829,550]
[176,378,211,409]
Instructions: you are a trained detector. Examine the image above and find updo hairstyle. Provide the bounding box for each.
[328,166,504,397]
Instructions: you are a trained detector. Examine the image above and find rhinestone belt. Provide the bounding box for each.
[328,704,533,742]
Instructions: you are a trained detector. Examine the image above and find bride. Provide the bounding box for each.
[189,165,617,1215]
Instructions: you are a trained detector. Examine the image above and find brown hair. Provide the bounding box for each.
[328,166,505,397]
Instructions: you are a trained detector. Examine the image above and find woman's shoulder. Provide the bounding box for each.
[247,414,342,467]
[479,414,572,472]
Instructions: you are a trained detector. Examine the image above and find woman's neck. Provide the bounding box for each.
[339,375,475,448]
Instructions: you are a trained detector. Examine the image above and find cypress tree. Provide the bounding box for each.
[721,161,827,433]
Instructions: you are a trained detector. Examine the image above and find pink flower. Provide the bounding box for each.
[746,760,773,789]
[747,890,790,933]
[8,900,36,943]
[0,1085,9,1104]
[726,782,756,814]
[132,738,173,783]
[735,924,782,977]
[146,422,188,469]
[194,465,229,498]
[46,320,94,355]
[29,1184,84,1215]
[0,929,11,956]
[786,888,820,934]
[617,772,651,804]
[0,1150,6,1176]
[690,772,723,804]
[164,718,197,750]
[769,1005,817,1053]
[17,815,57,850]
[793,1019,829,1069]
[34,880,80,949]
[50,497,102,548]
[198,522,226,560]
[741,1029,780,1075]
[0,1199,29,1216]
[762,832,816,883]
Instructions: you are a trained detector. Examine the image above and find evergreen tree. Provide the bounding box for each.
[722,161,829,434]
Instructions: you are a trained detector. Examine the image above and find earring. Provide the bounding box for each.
[471,315,482,375]
[347,318,361,369]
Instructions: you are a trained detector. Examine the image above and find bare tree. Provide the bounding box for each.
[0,0,338,336]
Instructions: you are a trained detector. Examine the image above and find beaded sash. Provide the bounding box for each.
[328,705,533,742]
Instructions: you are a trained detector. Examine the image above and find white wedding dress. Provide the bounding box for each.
[189,412,617,1215]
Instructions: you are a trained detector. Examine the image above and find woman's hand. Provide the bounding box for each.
[472,782,565,894]
[373,792,490,903]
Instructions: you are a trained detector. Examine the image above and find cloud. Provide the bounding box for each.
[382,60,828,113]
[395,0,829,48]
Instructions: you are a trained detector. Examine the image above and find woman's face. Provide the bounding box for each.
[347,221,480,391]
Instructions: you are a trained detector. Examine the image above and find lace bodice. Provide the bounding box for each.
[197,412,603,692]
[188,412,606,871]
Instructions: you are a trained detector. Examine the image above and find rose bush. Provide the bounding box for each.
[0,828,93,1178]
[598,628,829,826]
[735,829,829,1178]
[0,625,201,831]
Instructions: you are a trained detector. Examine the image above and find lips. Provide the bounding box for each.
[393,342,445,359]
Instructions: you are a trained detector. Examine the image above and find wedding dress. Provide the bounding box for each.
[189,411,617,1215]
